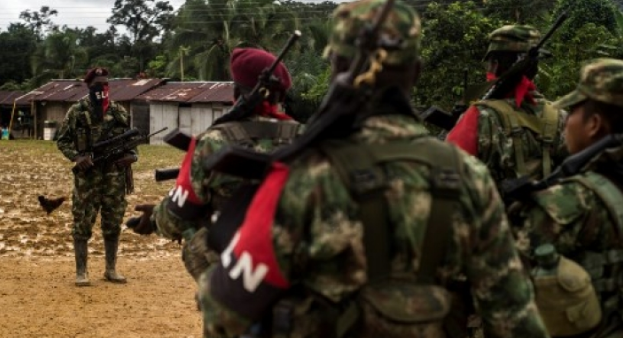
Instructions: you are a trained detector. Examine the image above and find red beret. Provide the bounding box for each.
[230,48,292,92]
[84,67,109,86]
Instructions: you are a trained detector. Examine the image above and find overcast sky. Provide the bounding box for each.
[0,0,186,33]
[0,0,335,34]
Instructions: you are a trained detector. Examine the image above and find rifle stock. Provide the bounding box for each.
[153,129,193,182]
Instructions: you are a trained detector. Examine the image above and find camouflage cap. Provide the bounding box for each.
[322,0,422,66]
[554,58,623,109]
[483,25,541,61]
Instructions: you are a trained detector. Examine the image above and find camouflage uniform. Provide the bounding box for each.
[447,25,567,194]
[152,116,301,279]
[511,59,623,338]
[57,71,136,286]
[57,97,133,240]
[197,1,549,337]
[149,48,302,283]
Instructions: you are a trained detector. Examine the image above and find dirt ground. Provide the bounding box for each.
[0,140,205,337]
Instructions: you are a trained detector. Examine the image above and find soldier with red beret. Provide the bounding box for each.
[127,48,303,307]
[57,67,138,286]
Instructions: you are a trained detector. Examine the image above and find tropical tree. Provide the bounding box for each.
[19,6,59,39]
[0,23,38,87]
[107,0,175,72]
[30,29,87,86]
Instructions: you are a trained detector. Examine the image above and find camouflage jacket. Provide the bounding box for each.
[56,97,135,162]
[510,145,623,320]
[475,93,568,185]
[152,116,302,241]
[198,98,549,338]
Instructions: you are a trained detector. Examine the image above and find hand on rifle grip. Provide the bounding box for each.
[74,155,94,171]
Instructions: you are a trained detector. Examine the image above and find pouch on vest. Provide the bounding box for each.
[356,280,451,338]
[531,244,602,337]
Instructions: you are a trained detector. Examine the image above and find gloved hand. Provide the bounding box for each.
[126,204,156,235]
[114,153,137,168]
[74,155,94,171]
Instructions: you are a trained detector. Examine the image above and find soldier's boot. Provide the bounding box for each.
[74,239,90,287]
[103,238,127,284]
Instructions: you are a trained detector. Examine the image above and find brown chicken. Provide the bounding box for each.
[38,195,66,215]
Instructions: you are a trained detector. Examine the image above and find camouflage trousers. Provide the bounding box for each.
[72,166,127,241]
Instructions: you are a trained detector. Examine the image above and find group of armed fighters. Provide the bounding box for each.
[52,0,623,336]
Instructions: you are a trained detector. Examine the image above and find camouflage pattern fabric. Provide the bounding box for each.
[197,110,549,338]
[56,97,133,240]
[483,24,540,61]
[475,94,568,185]
[510,152,623,338]
[151,117,301,258]
[322,0,421,65]
[510,58,623,338]
[553,58,623,109]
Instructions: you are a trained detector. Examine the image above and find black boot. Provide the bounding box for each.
[73,239,90,286]
[103,238,127,283]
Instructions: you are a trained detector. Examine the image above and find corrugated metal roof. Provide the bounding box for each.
[0,90,28,106]
[14,78,164,105]
[136,81,234,104]
[108,78,165,101]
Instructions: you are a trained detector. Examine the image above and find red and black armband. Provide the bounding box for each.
[165,137,209,220]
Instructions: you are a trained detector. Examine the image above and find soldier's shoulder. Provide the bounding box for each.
[529,177,595,225]
[110,101,127,113]
[65,100,87,117]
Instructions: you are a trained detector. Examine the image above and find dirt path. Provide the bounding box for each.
[0,140,204,337]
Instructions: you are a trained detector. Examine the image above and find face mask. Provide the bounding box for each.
[88,83,110,121]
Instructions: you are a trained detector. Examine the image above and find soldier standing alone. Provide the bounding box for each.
[56,67,137,286]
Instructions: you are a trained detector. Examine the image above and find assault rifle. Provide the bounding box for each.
[72,127,168,173]
[502,133,623,205]
[152,31,302,182]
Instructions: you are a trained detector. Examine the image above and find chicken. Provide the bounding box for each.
[38,195,66,215]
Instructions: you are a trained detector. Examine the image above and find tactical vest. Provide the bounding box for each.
[72,100,126,153]
[564,172,623,321]
[271,136,463,338]
[476,100,560,178]
[206,120,300,212]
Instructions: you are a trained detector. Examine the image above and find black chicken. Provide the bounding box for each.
[38,195,66,215]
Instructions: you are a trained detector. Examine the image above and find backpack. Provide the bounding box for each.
[476,100,560,178]
[270,136,464,338]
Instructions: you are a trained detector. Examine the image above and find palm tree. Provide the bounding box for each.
[30,30,87,86]
[167,0,299,81]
